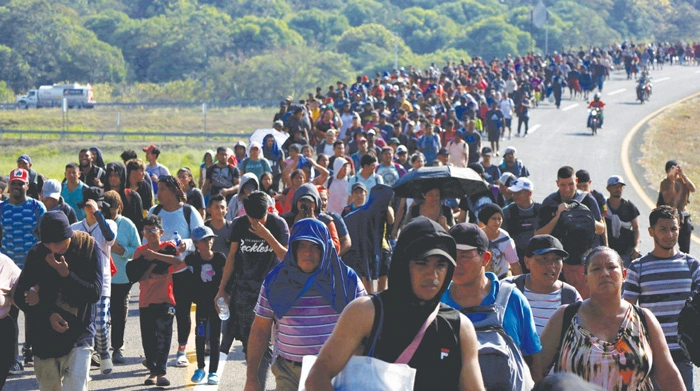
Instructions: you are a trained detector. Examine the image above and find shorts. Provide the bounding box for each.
[504,118,512,128]
[379,249,392,277]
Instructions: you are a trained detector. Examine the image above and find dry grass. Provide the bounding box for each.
[639,97,700,218]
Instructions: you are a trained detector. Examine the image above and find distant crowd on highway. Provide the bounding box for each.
[0,40,699,391]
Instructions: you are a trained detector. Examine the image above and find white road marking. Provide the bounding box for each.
[528,124,540,134]
[655,77,670,82]
[562,104,579,112]
[607,89,626,96]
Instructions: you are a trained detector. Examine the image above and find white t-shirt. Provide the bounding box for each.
[498,98,515,119]
[485,229,519,278]
[446,140,468,167]
[72,219,117,297]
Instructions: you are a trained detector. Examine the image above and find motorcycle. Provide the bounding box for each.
[636,79,652,103]
[587,107,602,135]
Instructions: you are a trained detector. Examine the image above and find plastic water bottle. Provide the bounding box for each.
[217,297,230,321]
[172,231,182,247]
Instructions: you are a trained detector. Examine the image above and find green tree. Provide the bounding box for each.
[341,0,395,27]
[147,5,233,81]
[288,9,349,48]
[452,16,530,60]
[207,0,291,19]
[435,0,501,25]
[206,48,353,101]
[336,24,412,70]
[84,10,132,46]
[0,0,126,86]
[392,8,459,54]
[229,16,304,57]
[0,44,31,91]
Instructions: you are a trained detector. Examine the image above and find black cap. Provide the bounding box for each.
[438,148,449,156]
[449,223,489,253]
[396,217,456,265]
[78,187,109,209]
[526,235,569,259]
[481,146,493,156]
[468,163,484,175]
[665,160,678,173]
[40,210,73,244]
[575,169,591,183]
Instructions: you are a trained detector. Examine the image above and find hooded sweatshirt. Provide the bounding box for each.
[105,162,145,234]
[371,217,464,390]
[225,173,273,220]
[326,157,350,214]
[282,183,341,253]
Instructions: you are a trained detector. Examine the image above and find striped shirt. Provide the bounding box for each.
[254,279,366,362]
[623,252,700,352]
[0,198,46,268]
[524,287,582,335]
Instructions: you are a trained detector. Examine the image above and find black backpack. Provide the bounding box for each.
[678,288,700,366]
[557,192,596,259]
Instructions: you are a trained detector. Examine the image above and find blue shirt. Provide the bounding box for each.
[61,182,87,221]
[417,133,440,164]
[441,272,542,356]
[0,198,47,268]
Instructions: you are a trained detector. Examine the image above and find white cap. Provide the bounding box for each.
[508,177,533,193]
[42,179,62,200]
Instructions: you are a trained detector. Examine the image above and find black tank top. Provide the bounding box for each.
[369,300,463,391]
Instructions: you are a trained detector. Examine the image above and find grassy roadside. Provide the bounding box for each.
[0,106,276,136]
[638,96,700,219]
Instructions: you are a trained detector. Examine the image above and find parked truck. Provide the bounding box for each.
[16,83,96,109]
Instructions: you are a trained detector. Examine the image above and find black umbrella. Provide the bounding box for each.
[392,166,488,199]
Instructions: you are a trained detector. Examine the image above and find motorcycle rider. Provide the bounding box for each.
[636,69,652,102]
[587,93,605,129]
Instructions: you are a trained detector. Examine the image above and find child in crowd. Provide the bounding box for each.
[341,182,368,217]
[70,187,116,375]
[185,226,226,385]
[205,195,233,258]
[478,203,523,278]
[126,215,181,387]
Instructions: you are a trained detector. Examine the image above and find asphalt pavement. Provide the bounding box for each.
[4,65,700,390]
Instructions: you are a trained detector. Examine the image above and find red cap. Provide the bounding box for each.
[8,168,28,183]
[142,144,157,153]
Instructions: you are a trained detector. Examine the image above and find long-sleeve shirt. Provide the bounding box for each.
[111,215,140,285]
[13,232,102,358]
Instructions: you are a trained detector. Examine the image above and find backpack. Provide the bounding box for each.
[557,192,596,259]
[504,203,541,251]
[678,287,700,366]
[460,282,535,391]
[510,274,578,305]
[153,203,193,228]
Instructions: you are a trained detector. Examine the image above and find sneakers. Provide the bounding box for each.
[157,375,171,387]
[100,357,113,375]
[23,347,33,367]
[91,353,100,367]
[112,350,125,364]
[207,373,220,385]
[175,350,188,367]
[191,368,206,383]
[8,361,24,375]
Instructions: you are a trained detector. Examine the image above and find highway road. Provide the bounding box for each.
[4,65,700,390]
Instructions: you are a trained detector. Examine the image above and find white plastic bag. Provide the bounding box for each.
[298,355,416,391]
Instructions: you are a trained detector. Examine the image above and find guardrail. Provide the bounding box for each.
[0,128,250,142]
[0,100,278,110]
